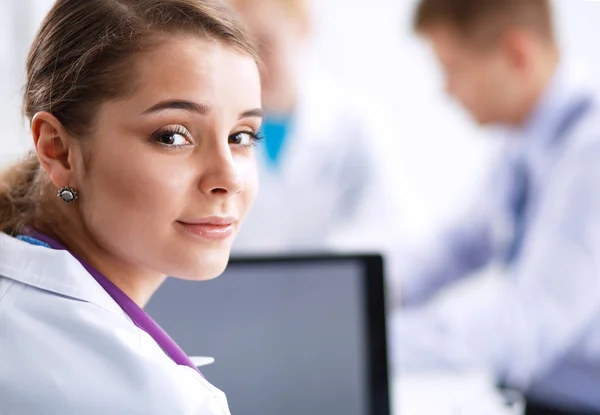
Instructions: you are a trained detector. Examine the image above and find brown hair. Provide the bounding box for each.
[0,0,257,235]
[413,0,555,46]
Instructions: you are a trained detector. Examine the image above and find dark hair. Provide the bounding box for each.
[0,0,257,235]
[413,0,555,46]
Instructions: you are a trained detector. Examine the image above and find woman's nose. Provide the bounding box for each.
[197,146,244,197]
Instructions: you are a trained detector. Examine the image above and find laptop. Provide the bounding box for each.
[146,254,390,415]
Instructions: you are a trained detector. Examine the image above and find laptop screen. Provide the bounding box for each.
[146,255,389,415]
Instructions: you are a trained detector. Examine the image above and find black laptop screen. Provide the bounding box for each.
[146,255,388,415]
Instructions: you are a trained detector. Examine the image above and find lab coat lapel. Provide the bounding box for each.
[0,233,125,316]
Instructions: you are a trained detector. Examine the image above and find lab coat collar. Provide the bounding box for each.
[0,232,124,316]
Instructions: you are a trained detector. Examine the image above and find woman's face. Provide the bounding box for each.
[77,37,261,281]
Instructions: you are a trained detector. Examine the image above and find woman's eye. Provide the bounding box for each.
[156,132,188,146]
[229,131,254,146]
[152,126,191,147]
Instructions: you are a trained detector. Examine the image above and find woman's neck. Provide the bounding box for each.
[33,218,166,308]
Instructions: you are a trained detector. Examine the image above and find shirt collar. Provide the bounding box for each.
[498,62,592,162]
[521,62,591,148]
[0,232,124,316]
[522,65,564,145]
[490,61,595,195]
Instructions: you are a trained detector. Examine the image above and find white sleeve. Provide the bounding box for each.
[0,285,230,415]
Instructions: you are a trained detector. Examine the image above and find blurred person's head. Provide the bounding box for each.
[414,0,559,126]
[228,0,311,116]
[0,0,262,305]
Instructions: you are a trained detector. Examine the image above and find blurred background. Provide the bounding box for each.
[2,1,600,414]
[3,0,598,240]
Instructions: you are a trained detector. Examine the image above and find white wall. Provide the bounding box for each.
[0,1,51,166]
[2,0,599,236]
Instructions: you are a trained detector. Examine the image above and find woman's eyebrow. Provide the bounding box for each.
[239,108,263,120]
[142,100,263,121]
[142,100,211,115]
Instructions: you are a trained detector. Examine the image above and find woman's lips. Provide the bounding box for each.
[177,217,236,240]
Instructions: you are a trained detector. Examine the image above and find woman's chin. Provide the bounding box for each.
[169,250,232,282]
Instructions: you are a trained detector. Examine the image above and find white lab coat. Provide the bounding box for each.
[233,71,398,255]
[0,232,231,415]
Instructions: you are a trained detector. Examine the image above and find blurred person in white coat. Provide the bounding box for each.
[389,1,600,414]
[228,0,397,255]
[0,0,263,413]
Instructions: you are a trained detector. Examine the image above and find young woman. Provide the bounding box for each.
[0,0,262,413]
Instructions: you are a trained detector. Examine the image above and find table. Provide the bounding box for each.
[392,371,525,415]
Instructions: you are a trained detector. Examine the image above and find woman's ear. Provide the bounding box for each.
[31,112,76,189]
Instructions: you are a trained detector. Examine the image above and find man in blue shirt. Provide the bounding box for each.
[391,1,600,414]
